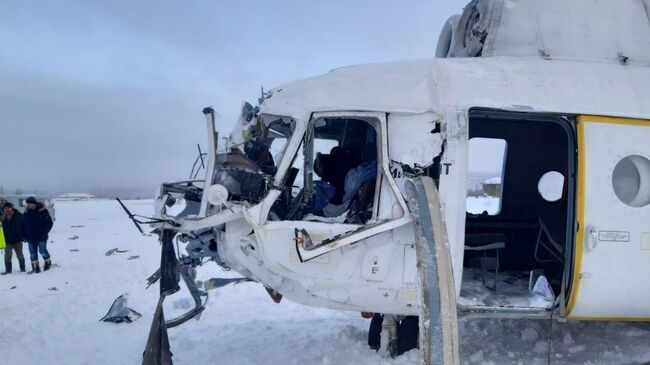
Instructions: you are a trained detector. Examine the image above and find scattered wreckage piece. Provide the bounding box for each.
[105,248,129,256]
[142,297,172,365]
[100,294,142,324]
[146,268,161,289]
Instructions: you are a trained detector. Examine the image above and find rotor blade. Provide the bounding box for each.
[142,297,173,365]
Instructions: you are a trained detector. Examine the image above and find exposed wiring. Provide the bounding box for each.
[115,197,180,235]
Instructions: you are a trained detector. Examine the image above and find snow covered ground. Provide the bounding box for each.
[466,196,501,215]
[1,200,649,365]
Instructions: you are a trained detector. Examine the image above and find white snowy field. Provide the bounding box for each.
[1,200,650,365]
[466,196,500,215]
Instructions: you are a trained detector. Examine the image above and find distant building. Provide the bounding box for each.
[481,176,502,197]
[55,193,96,201]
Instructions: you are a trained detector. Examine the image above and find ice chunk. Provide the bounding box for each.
[532,275,555,302]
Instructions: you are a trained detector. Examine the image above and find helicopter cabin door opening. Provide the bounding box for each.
[461,110,575,313]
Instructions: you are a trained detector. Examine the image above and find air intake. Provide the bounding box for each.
[437,0,650,65]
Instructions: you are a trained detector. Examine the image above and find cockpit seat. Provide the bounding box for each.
[322,160,377,218]
[346,181,376,224]
[534,218,564,264]
[465,233,506,291]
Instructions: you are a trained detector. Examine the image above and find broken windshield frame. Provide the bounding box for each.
[225,113,296,176]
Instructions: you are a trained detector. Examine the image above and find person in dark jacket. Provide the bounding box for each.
[1,202,26,274]
[22,197,54,273]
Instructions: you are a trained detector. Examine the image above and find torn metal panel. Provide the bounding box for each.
[100,294,142,323]
[405,177,459,365]
[387,112,443,168]
[142,298,173,365]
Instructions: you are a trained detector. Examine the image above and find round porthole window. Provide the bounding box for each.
[612,155,650,208]
[538,171,565,202]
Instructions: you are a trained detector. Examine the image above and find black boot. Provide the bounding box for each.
[1,262,11,275]
[44,259,51,271]
[19,260,25,272]
[29,260,40,274]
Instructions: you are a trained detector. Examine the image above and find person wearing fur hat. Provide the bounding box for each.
[22,197,54,273]
[1,202,26,274]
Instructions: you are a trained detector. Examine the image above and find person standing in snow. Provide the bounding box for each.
[1,202,26,274]
[22,197,53,273]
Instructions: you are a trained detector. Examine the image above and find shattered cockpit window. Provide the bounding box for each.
[211,115,295,205]
[242,115,295,176]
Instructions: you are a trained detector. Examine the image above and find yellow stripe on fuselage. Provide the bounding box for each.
[565,118,586,317]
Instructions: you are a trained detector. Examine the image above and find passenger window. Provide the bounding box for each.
[466,137,507,215]
[538,171,565,202]
[612,155,650,208]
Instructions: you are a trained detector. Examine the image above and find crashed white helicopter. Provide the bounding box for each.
[128,0,650,363]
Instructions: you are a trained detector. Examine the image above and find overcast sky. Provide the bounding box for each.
[1,0,466,195]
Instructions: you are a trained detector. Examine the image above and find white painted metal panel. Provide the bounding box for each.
[568,116,650,319]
